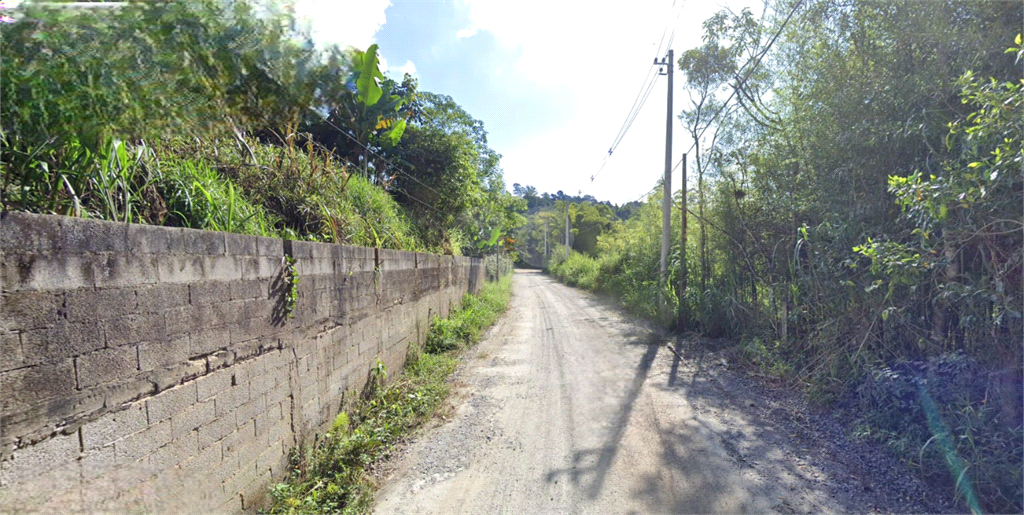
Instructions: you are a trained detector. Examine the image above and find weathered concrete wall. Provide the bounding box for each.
[0,211,486,513]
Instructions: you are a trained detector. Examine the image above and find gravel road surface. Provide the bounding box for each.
[373,270,952,514]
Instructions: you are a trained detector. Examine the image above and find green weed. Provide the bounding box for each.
[268,271,513,514]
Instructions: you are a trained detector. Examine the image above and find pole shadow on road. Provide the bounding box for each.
[544,331,661,500]
[647,342,835,513]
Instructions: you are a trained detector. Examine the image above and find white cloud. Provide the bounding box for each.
[399,60,418,76]
[455,26,478,39]
[458,0,767,203]
[287,0,391,51]
[378,56,389,73]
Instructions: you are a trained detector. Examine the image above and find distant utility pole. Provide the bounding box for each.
[678,153,687,328]
[565,207,570,261]
[657,50,673,286]
[544,220,548,265]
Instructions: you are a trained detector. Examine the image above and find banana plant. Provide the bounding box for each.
[333,44,412,180]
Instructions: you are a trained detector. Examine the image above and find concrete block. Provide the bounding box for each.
[126,222,181,255]
[146,383,197,423]
[204,256,244,282]
[231,337,264,363]
[0,359,76,413]
[242,256,283,282]
[156,255,205,285]
[241,297,273,320]
[103,313,166,348]
[265,418,292,454]
[138,334,189,371]
[285,240,313,260]
[2,252,95,291]
[181,228,225,256]
[134,283,189,313]
[0,431,80,485]
[221,427,254,469]
[234,394,266,428]
[229,279,265,301]
[296,253,333,277]
[99,376,151,421]
[80,443,117,481]
[214,384,249,418]
[230,317,268,345]
[196,369,233,402]
[223,232,257,256]
[65,287,136,323]
[255,439,282,476]
[234,438,264,478]
[162,306,190,335]
[240,470,272,511]
[2,388,105,447]
[76,345,139,389]
[17,319,104,366]
[255,236,283,257]
[339,245,376,273]
[148,430,198,471]
[1,291,65,331]
[234,354,268,386]
[113,419,170,464]
[0,331,23,372]
[197,414,235,450]
[170,399,215,440]
[81,402,149,451]
[248,367,278,399]
[0,211,62,253]
[92,253,160,288]
[221,466,254,507]
[253,409,272,440]
[189,325,230,358]
[178,439,222,477]
[58,217,129,254]
[189,281,232,306]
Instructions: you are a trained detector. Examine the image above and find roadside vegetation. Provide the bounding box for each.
[515,1,1022,511]
[0,1,524,255]
[268,273,514,514]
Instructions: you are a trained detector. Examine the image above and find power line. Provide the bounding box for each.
[588,0,683,190]
[680,0,803,157]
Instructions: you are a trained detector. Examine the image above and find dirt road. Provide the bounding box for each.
[374,270,948,514]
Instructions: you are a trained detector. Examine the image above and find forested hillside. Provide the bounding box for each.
[517,1,1023,512]
[0,1,524,256]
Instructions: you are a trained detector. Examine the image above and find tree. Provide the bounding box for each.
[391,91,524,255]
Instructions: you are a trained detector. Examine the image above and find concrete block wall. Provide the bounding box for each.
[0,212,488,513]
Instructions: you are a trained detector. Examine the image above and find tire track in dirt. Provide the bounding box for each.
[373,270,947,514]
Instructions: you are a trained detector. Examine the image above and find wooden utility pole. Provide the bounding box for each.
[678,153,687,328]
[565,206,570,261]
[544,220,548,265]
[658,49,674,286]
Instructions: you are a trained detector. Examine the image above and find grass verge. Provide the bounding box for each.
[268,274,513,514]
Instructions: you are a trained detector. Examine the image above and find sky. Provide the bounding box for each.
[287,0,766,205]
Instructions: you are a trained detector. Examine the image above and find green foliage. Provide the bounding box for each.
[425,275,513,354]
[157,153,278,235]
[549,252,601,291]
[208,135,422,249]
[1,2,523,255]
[283,256,299,317]
[393,92,525,255]
[270,351,458,514]
[270,276,513,514]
